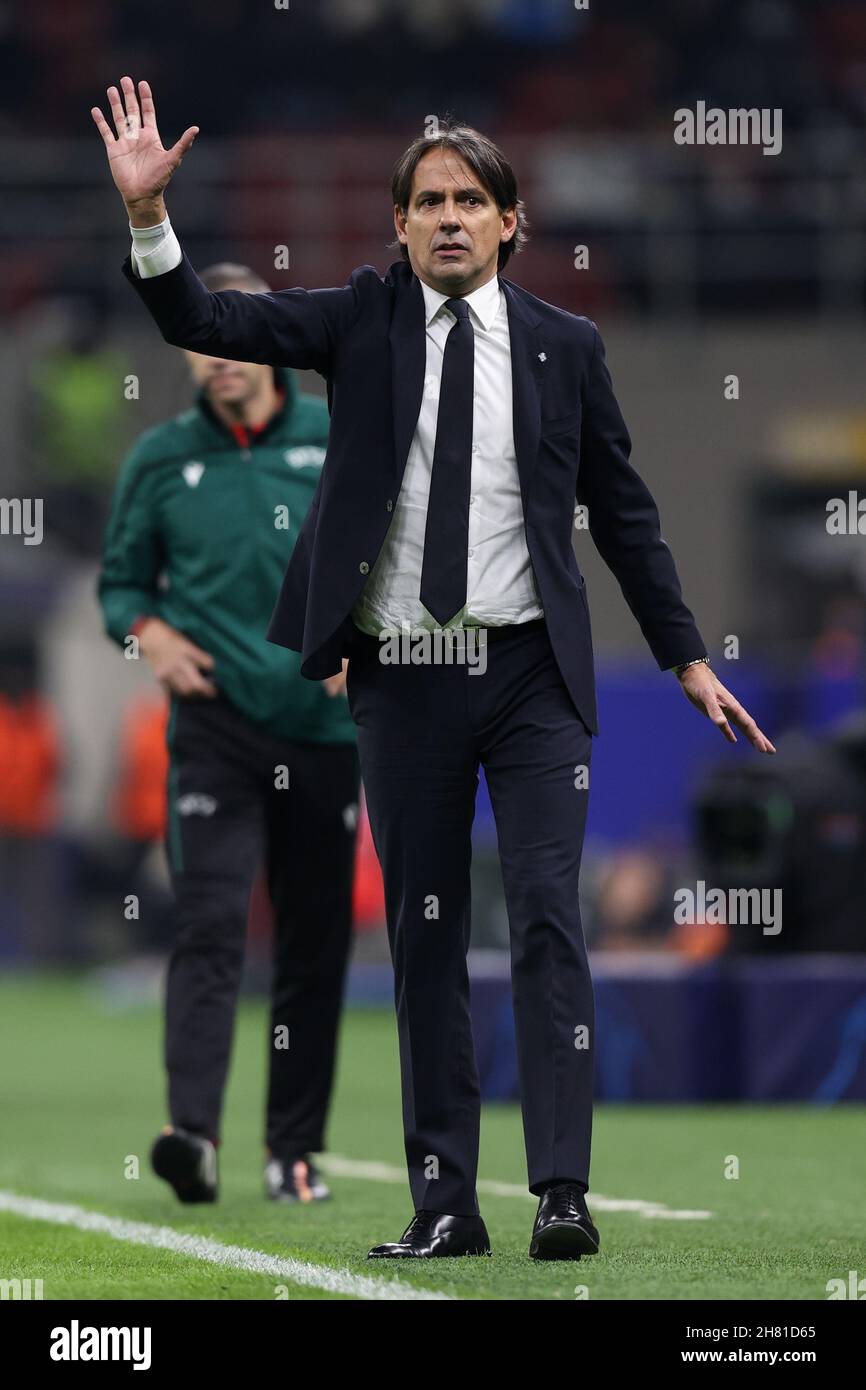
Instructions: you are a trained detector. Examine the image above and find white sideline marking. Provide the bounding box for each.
[319,1155,713,1221]
[0,1191,453,1301]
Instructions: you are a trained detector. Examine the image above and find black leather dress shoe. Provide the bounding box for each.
[150,1126,218,1204]
[368,1211,491,1259]
[529,1182,600,1261]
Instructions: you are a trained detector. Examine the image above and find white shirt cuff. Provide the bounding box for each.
[129,215,182,278]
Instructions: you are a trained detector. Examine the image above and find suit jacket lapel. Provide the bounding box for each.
[388,265,426,492]
[501,276,545,506]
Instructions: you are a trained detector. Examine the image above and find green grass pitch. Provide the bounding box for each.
[0,975,862,1301]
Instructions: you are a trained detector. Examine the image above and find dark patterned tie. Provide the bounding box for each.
[419,297,475,625]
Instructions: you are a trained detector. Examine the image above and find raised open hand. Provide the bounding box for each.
[91,76,198,218]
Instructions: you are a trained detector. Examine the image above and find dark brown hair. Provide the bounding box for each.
[390,118,529,270]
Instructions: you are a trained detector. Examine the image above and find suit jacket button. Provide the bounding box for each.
[359,561,370,574]
[386,499,393,511]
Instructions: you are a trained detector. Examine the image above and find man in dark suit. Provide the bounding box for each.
[93,77,775,1260]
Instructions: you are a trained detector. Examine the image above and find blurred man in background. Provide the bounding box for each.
[98,262,360,1206]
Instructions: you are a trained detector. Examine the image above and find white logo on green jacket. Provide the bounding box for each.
[182,461,206,488]
[284,447,325,469]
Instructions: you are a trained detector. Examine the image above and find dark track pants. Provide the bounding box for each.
[344,618,594,1215]
[164,693,360,1157]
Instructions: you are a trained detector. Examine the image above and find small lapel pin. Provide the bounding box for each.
[538,352,547,362]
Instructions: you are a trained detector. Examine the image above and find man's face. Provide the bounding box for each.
[394,146,516,296]
[182,350,270,412]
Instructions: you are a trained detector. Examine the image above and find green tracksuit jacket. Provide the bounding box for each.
[98,366,355,745]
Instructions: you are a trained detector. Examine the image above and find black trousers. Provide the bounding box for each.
[345,619,594,1215]
[163,693,360,1157]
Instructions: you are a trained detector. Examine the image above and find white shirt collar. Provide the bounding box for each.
[420,270,502,332]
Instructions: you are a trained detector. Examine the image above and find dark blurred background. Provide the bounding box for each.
[2,0,866,1099]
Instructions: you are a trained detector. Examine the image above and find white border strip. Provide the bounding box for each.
[0,1191,453,1301]
[319,1155,713,1221]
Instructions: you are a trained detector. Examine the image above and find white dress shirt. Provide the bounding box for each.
[129,218,544,634]
[353,274,542,634]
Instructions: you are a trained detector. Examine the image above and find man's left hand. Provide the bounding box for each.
[322,658,349,698]
[678,664,776,753]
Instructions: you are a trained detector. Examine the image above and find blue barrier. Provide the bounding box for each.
[347,954,866,1101]
[468,953,866,1102]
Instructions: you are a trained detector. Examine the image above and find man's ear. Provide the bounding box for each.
[393,204,407,244]
[500,207,517,244]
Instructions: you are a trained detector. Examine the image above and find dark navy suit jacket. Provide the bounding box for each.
[122,252,706,735]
